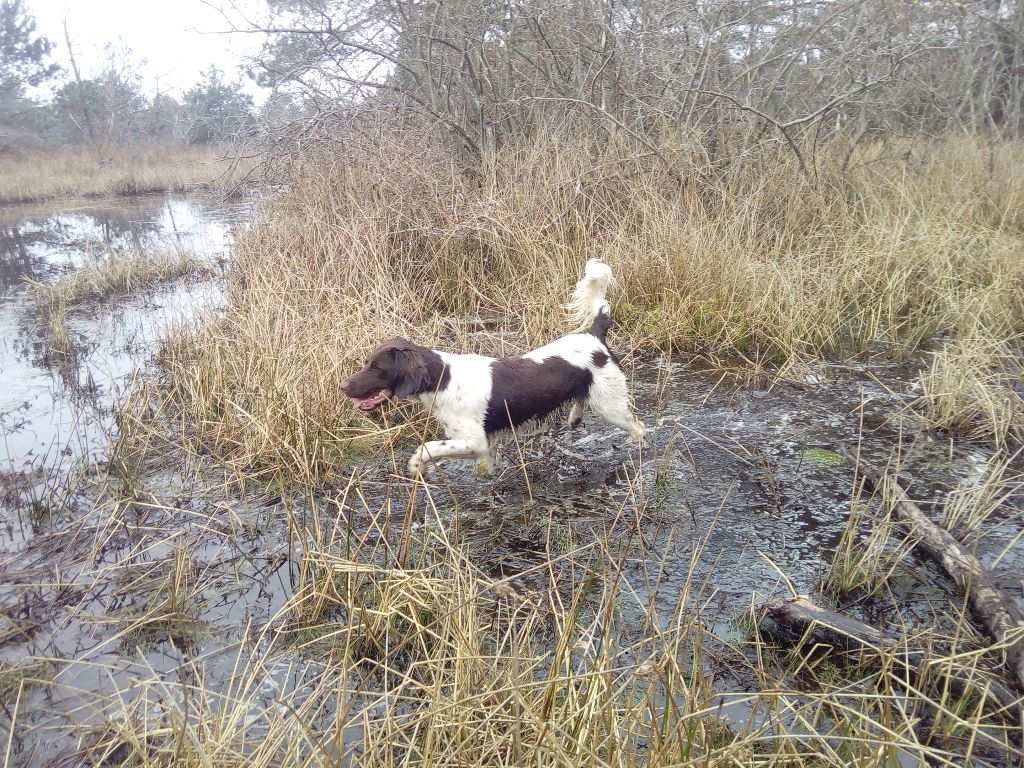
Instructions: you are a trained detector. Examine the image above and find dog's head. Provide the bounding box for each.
[341,337,434,411]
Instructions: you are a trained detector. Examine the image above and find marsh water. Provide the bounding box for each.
[1,194,1022,764]
[0,196,243,490]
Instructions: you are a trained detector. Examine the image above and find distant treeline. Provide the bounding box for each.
[8,0,1022,167]
[0,0,256,152]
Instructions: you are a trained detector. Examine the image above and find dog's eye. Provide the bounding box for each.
[370,361,379,369]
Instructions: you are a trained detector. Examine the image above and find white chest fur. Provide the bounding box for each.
[418,351,494,439]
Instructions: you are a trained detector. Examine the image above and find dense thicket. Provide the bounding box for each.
[253,0,1024,169]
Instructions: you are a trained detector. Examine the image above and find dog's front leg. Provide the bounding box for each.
[407,437,489,477]
[474,443,499,476]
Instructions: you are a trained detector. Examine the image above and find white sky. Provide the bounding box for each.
[27,0,269,99]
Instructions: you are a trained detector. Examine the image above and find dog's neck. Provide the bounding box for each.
[418,347,451,395]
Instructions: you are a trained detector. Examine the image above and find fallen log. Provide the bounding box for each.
[759,595,1022,717]
[840,445,1024,694]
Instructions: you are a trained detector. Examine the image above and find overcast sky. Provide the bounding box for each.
[28,0,268,99]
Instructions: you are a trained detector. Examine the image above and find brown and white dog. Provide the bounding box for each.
[341,260,646,477]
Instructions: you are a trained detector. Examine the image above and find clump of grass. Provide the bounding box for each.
[916,334,1024,447]
[80,542,208,652]
[941,451,1021,538]
[824,497,913,597]
[0,659,52,714]
[0,144,252,204]
[30,248,211,311]
[0,463,76,533]
[914,276,1024,446]
[43,299,75,360]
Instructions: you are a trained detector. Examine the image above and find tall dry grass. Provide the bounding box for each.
[45,480,1022,767]
[27,248,212,365]
[126,129,1024,482]
[917,337,1024,447]
[0,144,251,204]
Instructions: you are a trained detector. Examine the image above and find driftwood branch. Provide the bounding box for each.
[759,596,1022,718]
[840,445,1024,693]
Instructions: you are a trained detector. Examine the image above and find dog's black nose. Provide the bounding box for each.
[340,378,351,394]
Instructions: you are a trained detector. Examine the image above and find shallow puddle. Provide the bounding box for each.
[370,355,1023,629]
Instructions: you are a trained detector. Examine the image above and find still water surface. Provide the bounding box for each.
[0,195,247,498]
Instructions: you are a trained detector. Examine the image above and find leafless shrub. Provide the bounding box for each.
[244,0,1024,173]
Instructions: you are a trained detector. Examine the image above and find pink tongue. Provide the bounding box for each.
[353,390,389,410]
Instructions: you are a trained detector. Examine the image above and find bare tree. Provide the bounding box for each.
[240,0,1023,171]
[61,15,94,142]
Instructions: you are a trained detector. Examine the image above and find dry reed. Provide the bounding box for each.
[29,475,1021,767]
[0,144,250,204]
[30,248,211,311]
[9,128,1023,768]
[124,129,1024,482]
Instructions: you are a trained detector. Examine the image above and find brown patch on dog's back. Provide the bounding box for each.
[484,357,592,434]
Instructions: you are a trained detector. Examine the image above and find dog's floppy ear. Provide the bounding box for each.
[392,347,429,398]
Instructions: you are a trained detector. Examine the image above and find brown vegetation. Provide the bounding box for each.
[124,127,1024,483]
[0,144,250,204]
[29,247,210,310]
[28,475,1024,767]
[7,0,1023,764]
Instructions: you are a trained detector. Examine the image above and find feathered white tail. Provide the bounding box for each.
[565,259,614,333]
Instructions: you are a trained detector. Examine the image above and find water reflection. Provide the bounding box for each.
[0,196,244,291]
[0,194,249,523]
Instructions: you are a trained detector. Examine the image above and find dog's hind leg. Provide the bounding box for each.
[567,402,586,428]
[407,435,489,477]
[589,371,646,445]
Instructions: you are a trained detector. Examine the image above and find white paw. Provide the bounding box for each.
[631,423,648,446]
[407,455,424,478]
